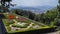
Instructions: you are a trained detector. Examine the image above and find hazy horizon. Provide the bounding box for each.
[11,0,58,7]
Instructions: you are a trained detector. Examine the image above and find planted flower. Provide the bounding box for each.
[8,15,14,19]
[16,18,25,22]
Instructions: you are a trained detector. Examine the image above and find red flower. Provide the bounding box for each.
[8,15,14,19]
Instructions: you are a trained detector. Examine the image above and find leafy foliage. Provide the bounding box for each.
[12,8,58,26]
[0,0,12,7]
[14,9,35,20]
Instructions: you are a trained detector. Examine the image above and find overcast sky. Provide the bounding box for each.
[11,0,58,7]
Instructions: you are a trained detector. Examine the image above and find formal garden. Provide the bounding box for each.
[2,12,54,34]
[0,0,60,34]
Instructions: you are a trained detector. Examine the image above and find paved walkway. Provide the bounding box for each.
[0,19,3,34]
[45,31,60,34]
[0,14,7,34]
[0,19,7,34]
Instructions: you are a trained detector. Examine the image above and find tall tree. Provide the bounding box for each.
[0,0,12,7]
[55,0,60,26]
[0,0,12,12]
[57,0,60,18]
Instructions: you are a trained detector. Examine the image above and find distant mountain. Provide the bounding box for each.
[11,5,55,14]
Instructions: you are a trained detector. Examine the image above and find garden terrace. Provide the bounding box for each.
[2,13,57,34]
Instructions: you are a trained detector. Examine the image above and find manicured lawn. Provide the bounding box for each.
[2,19,55,34]
[2,13,57,34]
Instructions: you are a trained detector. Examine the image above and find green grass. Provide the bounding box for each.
[2,19,11,32]
[12,23,29,28]
[3,19,50,33]
[2,19,9,26]
[2,13,57,34]
[7,26,54,34]
[2,19,57,34]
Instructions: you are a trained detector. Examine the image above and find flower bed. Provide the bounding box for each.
[12,23,29,28]
[2,13,57,34]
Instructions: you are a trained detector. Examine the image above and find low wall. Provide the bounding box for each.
[7,27,57,34]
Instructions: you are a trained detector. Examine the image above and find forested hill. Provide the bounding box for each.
[10,5,55,14]
[10,6,58,26]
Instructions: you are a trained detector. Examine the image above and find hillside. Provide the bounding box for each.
[10,5,55,14]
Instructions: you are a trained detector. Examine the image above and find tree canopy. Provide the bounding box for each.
[0,0,12,8]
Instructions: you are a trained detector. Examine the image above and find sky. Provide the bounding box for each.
[11,0,58,7]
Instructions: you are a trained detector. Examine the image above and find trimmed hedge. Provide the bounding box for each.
[12,23,29,28]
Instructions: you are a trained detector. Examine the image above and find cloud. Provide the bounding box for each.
[11,0,58,7]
